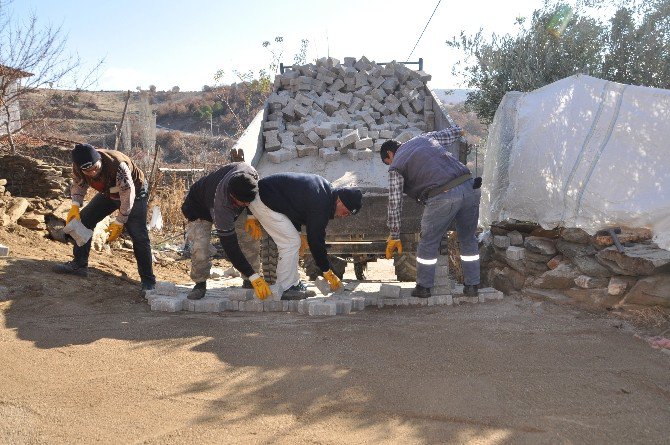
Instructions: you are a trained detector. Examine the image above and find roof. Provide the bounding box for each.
[0,64,33,79]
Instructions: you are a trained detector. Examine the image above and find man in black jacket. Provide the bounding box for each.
[244,172,362,299]
[181,162,271,300]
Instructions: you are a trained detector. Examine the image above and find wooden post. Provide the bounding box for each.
[114,90,131,151]
[147,145,161,203]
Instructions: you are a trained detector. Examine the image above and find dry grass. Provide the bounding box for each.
[623,306,670,332]
[149,170,189,237]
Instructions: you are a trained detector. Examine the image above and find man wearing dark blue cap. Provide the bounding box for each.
[54,143,156,291]
[244,172,362,299]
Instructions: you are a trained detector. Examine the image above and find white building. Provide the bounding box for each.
[0,64,33,135]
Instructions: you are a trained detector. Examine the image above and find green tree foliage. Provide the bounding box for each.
[448,0,670,124]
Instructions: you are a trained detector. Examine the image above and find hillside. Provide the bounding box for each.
[17,84,486,166]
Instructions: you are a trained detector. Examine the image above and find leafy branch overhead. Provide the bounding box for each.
[448,0,670,124]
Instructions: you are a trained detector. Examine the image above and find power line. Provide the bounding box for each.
[407,0,443,61]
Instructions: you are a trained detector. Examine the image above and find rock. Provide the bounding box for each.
[523,259,550,275]
[595,255,634,276]
[561,227,592,244]
[593,228,653,248]
[596,243,670,276]
[533,263,580,289]
[524,250,556,263]
[6,198,29,224]
[608,276,631,296]
[17,212,46,230]
[508,231,524,246]
[564,288,620,309]
[524,236,557,255]
[491,266,525,293]
[571,255,612,278]
[556,240,596,259]
[624,274,670,307]
[574,275,609,289]
[548,255,563,270]
[529,228,561,238]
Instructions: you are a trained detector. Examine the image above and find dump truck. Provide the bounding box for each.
[230,56,469,282]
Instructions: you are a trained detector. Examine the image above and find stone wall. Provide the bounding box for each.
[481,222,670,308]
[0,154,70,199]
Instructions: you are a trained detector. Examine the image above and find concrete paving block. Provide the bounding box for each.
[347,150,359,161]
[506,246,526,261]
[225,288,254,301]
[350,297,365,311]
[364,296,378,307]
[151,296,184,312]
[309,301,337,316]
[314,276,331,295]
[379,283,401,298]
[263,300,286,312]
[287,300,300,312]
[432,285,452,296]
[354,138,373,149]
[319,147,340,162]
[193,298,226,313]
[155,281,179,296]
[239,300,264,312]
[357,149,373,160]
[335,300,352,314]
[0,244,8,256]
[267,151,283,164]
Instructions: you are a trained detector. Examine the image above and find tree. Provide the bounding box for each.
[0,1,101,153]
[447,0,670,124]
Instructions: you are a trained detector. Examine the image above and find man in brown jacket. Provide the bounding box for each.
[54,143,156,291]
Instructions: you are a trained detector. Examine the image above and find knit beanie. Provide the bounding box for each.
[334,187,363,214]
[228,172,258,203]
[72,143,101,170]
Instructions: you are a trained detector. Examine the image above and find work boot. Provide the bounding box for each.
[281,281,316,300]
[411,284,431,299]
[187,282,207,300]
[463,284,479,297]
[53,261,88,278]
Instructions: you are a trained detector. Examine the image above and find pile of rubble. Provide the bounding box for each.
[482,222,670,308]
[263,56,435,164]
[147,278,503,316]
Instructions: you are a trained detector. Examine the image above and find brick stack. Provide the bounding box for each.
[263,56,435,164]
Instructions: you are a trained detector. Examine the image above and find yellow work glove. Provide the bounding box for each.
[66,204,80,224]
[250,273,272,300]
[105,221,124,243]
[323,269,342,291]
[299,234,308,257]
[244,216,262,240]
[385,237,403,259]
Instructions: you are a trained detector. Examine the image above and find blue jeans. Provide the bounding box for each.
[416,179,481,288]
[73,189,156,286]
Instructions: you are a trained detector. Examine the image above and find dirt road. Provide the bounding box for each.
[0,227,668,444]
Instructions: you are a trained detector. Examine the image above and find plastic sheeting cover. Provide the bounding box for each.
[481,75,670,250]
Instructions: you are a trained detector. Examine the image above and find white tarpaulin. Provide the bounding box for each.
[481,75,670,249]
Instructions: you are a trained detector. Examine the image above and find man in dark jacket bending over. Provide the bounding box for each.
[244,172,362,299]
[181,162,271,300]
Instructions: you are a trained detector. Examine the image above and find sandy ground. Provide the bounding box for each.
[0,226,669,444]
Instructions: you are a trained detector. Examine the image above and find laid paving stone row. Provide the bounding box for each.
[146,279,503,316]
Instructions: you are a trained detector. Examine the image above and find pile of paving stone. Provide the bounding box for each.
[481,222,670,308]
[262,56,435,164]
[147,278,503,316]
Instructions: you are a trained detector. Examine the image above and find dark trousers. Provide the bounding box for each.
[73,190,156,286]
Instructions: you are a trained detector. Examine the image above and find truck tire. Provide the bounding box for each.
[394,253,417,282]
[303,254,346,280]
[260,235,278,284]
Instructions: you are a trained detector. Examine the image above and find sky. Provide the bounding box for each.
[7,0,551,92]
